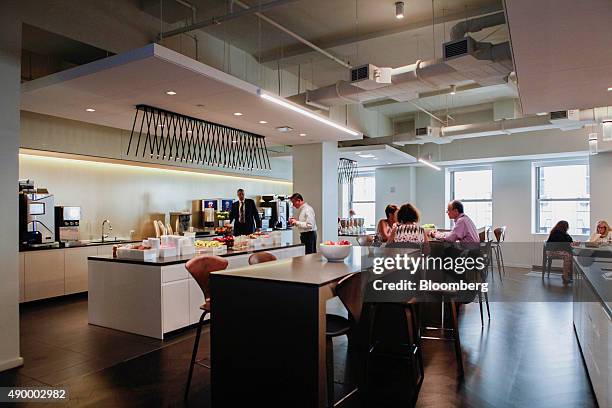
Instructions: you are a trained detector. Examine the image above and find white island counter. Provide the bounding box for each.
[88,243,305,339]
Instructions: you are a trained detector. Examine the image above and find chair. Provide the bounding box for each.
[325,273,362,407]
[491,226,507,279]
[541,241,567,278]
[184,255,229,399]
[477,241,492,326]
[248,251,277,265]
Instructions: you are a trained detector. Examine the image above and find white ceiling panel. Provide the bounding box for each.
[338,145,416,167]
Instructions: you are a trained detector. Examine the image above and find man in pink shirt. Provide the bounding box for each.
[433,200,480,243]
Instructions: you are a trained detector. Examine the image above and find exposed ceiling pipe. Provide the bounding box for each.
[157,0,298,39]
[232,0,352,69]
[450,11,506,41]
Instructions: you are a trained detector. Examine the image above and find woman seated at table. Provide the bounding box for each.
[388,203,429,252]
[588,220,611,243]
[375,204,398,243]
[546,220,574,284]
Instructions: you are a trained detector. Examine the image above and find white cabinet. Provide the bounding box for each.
[19,253,25,303]
[24,250,65,301]
[65,246,98,294]
[162,280,190,333]
[96,245,114,257]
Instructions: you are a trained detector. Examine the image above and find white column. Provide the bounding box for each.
[292,142,338,244]
[0,12,23,371]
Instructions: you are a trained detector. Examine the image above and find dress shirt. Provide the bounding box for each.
[437,214,480,243]
[293,202,317,232]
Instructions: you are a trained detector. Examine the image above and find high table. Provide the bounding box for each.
[210,247,370,408]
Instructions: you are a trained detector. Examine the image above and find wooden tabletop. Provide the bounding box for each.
[212,246,369,286]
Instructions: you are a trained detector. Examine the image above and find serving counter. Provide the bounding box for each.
[87,243,305,339]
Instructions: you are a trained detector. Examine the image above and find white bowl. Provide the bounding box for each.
[319,243,352,262]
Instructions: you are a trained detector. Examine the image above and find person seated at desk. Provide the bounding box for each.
[375,204,398,243]
[431,200,479,243]
[546,220,574,284]
[588,220,612,244]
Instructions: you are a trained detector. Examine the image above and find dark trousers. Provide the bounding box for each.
[300,231,317,254]
[234,222,255,236]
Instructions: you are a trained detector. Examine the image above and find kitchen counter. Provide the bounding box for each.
[88,242,305,339]
[88,243,304,266]
[19,239,136,252]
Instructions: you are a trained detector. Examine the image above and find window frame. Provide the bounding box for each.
[349,170,376,229]
[533,160,590,235]
[448,166,493,229]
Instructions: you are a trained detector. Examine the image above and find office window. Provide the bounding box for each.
[535,163,590,235]
[350,172,376,229]
[450,168,492,229]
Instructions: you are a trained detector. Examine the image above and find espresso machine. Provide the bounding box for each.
[259,195,289,230]
[54,206,81,243]
[170,212,192,234]
[19,180,57,249]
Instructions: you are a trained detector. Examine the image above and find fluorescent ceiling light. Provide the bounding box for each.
[85,108,95,112]
[233,112,243,116]
[259,92,360,136]
[259,120,268,124]
[358,154,376,158]
[536,112,548,116]
[166,90,177,95]
[608,87,612,91]
[418,158,441,171]
[299,133,306,136]
[395,1,405,19]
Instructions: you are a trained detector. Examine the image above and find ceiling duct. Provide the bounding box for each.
[289,12,511,109]
[126,105,271,170]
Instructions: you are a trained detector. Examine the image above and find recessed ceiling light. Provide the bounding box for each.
[166,90,177,95]
[276,126,293,133]
[299,133,307,136]
[608,87,612,91]
[233,112,243,116]
[85,108,95,112]
[259,120,268,124]
[395,1,405,19]
[449,84,456,95]
[387,162,392,165]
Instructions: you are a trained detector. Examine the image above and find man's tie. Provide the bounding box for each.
[239,201,245,223]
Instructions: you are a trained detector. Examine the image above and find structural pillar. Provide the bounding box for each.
[291,142,338,245]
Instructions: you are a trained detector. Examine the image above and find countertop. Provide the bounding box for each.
[20,240,138,252]
[211,246,371,287]
[573,250,612,317]
[88,242,304,266]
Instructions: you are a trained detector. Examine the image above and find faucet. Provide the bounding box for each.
[102,219,113,242]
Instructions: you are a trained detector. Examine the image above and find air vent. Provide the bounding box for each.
[415,127,428,136]
[351,65,370,82]
[443,37,476,60]
[550,110,568,120]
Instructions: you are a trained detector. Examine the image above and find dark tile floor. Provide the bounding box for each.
[0,267,598,408]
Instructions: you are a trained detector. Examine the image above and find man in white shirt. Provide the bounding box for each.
[288,193,317,254]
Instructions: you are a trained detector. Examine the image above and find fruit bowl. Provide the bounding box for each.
[319,240,352,262]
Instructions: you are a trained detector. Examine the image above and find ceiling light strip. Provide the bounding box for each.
[127,105,271,171]
[418,158,441,171]
[258,91,360,136]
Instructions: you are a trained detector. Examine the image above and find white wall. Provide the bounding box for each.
[375,166,416,220]
[0,8,23,372]
[415,167,447,228]
[590,151,612,226]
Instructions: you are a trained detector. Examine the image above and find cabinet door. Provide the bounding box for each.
[19,253,25,303]
[24,250,65,301]
[65,246,98,294]
[162,280,190,333]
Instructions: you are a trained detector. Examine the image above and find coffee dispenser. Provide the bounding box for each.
[55,206,81,242]
[19,192,56,248]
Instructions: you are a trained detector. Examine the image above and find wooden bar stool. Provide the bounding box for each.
[492,226,507,279]
[248,251,277,265]
[184,255,229,399]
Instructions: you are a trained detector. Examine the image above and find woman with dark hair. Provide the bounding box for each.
[388,203,429,248]
[375,204,398,243]
[546,220,573,283]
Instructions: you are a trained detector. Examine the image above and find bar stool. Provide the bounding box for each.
[541,241,567,278]
[325,273,362,407]
[184,255,229,399]
[492,226,507,279]
[248,251,277,265]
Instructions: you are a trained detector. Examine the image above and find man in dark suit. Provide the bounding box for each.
[229,189,261,236]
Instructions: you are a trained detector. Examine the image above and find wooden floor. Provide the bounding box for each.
[0,267,597,407]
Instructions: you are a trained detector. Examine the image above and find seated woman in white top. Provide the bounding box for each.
[588,220,612,243]
[388,203,429,253]
[375,204,398,243]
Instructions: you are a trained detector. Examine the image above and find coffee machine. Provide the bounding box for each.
[19,182,57,248]
[55,206,81,243]
[170,212,192,234]
[259,195,289,230]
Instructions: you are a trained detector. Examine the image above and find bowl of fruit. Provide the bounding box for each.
[319,240,352,262]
